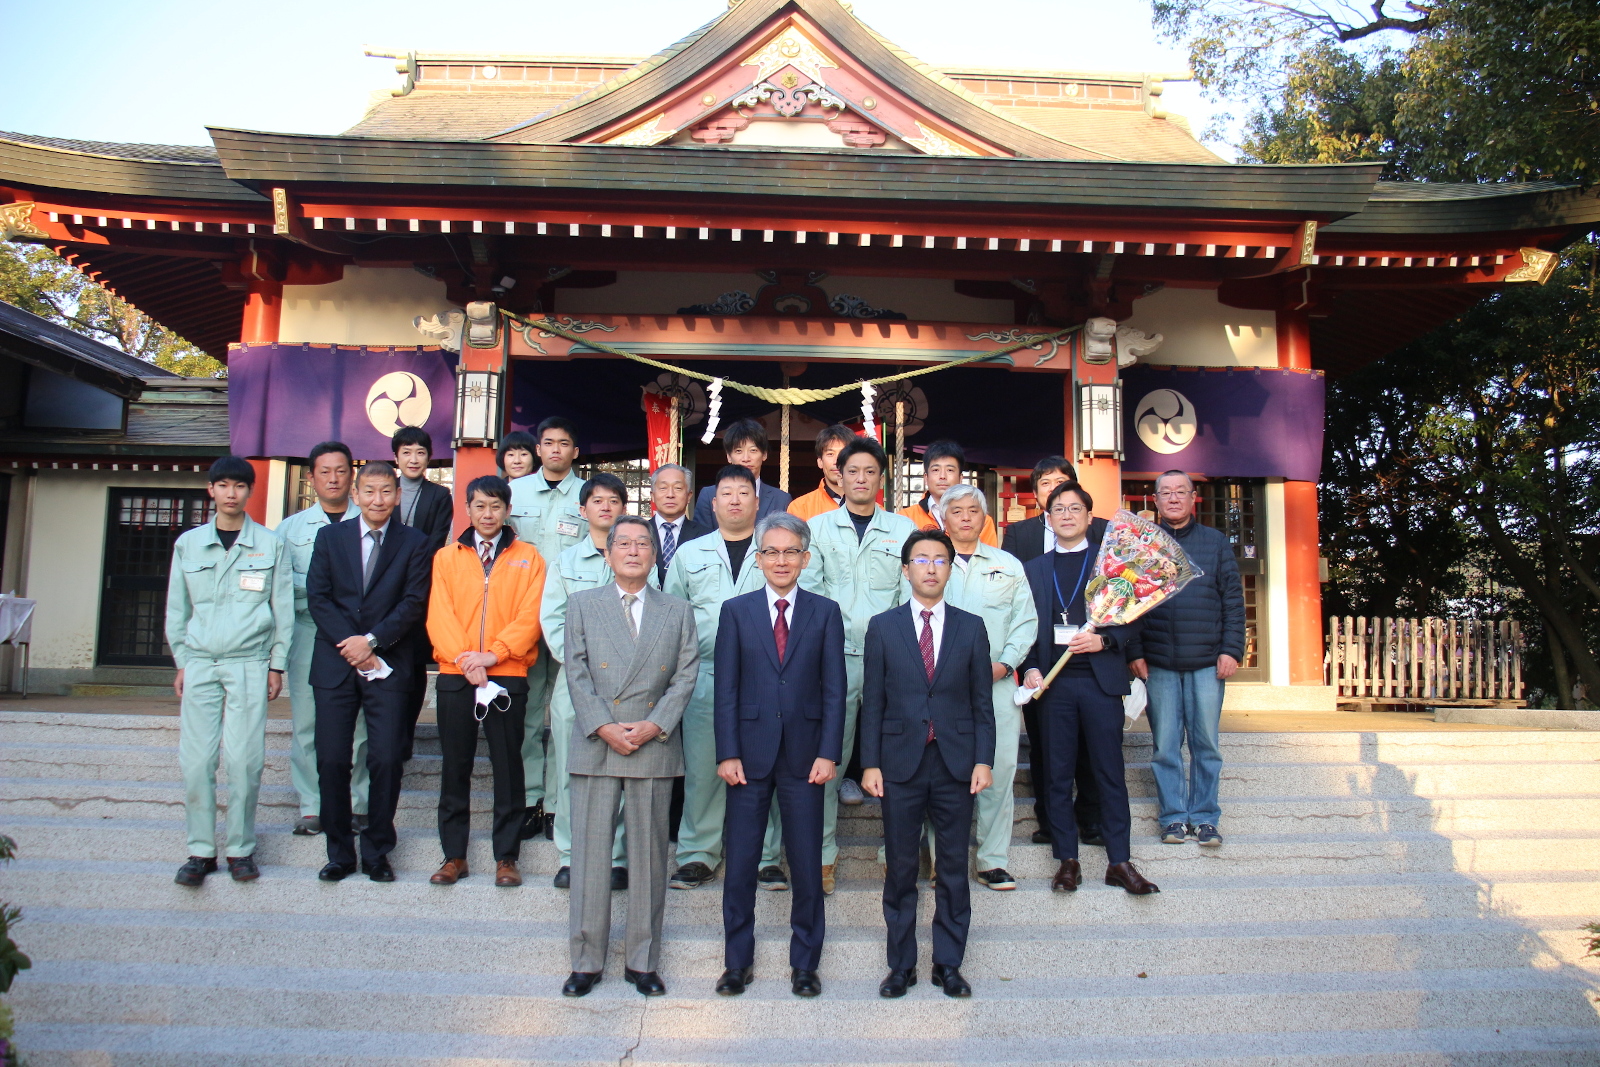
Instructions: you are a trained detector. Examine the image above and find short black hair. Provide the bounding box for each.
[357,460,399,486]
[536,416,578,444]
[392,426,432,455]
[902,527,955,565]
[1031,455,1077,492]
[466,474,512,507]
[1046,480,1093,514]
[496,430,537,471]
[580,472,627,506]
[837,436,887,476]
[922,440,965,470]
[722,417,769,457]
[207,455,255,486]
[816,424,856,453]
[308,441,352,470]
[714,463,757,491]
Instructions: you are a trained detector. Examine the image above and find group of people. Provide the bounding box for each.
[163,412,1244,999]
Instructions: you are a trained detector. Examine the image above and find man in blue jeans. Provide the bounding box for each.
[1127,470,1245,848]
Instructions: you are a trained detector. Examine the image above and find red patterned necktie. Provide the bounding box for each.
[479,540,493,567]
[774,598,789,662]
[920,608,937,744]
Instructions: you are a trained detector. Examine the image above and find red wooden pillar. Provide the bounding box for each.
[240,278,282,524]
[450,345,507,539]
[1277,306,1323,684]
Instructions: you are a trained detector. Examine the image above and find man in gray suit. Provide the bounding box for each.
[561,514,700,998]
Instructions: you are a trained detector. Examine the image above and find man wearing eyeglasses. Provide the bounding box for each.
[1126,471,1245,849]
[660,465,768,891]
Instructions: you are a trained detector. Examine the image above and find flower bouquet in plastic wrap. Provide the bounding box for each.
[1016,509,1203,703]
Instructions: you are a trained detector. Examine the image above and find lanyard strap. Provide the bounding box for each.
[1052,551,1092,619]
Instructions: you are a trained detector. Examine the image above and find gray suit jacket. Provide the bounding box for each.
[563,584,699,778]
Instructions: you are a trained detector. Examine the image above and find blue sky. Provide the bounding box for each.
[0,0,1220,149]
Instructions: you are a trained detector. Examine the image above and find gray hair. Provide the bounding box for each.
[937,483,987,522]
[1155,469,1196,493]
[650,463,693,492]
[754,511,811,552]
[605,514,655,553]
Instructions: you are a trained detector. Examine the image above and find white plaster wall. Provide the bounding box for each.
[1121,286,1277,367]
[24,470,206,670]
[556,271,1014,323]
[280,266,456,346]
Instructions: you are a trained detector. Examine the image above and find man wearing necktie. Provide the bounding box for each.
[861,528,995,999]
[648,464,710,590]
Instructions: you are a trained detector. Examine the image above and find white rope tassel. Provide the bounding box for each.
[701,378,725,445]
[861,381,877,438]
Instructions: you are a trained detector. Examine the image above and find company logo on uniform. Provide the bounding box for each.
[1133,388,1197,455]
[366,372,432,435]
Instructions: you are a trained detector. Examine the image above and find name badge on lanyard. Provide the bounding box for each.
[1052,551,1092,647]
[1054,622,1081,645]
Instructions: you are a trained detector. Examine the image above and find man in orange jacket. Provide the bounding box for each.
[787,424,856,521]
[897,440,999,547]
[426,474,548,888]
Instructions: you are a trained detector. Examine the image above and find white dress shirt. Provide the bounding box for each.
[765,583,801,628]
[909,597,946,663]
[654,514,686,544]
[1048,535,1090,556]
[615,582,647,631]
[359,518,391,569]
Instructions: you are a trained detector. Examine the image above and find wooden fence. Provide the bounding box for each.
[1326,617,1524,703]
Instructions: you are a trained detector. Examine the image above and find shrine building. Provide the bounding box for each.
[0,0,1593,700]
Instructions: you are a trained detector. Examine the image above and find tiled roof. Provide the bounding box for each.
[0,131,218,164]
[0,297,176,399]
[345,92,584,139]
[991,107,1222,164]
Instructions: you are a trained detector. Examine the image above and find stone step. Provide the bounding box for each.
[9,862,1600,925]
[14,817,1600,880]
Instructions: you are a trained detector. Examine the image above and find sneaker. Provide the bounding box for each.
[758,865,789,891]
[838,778,865,806]
[1195,824,1223,847]
[226,855,260,882]
[976,868,1017,891]
[821,863,836,895]
[292,815,322,836]
[1161,822,1190,845]
[669,861,715,889]
[174,856,217,887]
[553,866,571,889]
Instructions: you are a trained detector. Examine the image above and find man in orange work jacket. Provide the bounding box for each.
[425,474,548,889]
[788,424,856,521]
[896,440,999,547]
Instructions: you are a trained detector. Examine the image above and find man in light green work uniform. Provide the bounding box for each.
[166,456,295,887]
[273,440,367,836]
[661,464,767,890]
[508,416,589,841]
[939,483,1037,890]
[539,472,628,888]
[770,437,912,895]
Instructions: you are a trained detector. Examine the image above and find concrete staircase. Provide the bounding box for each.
[4,710,1600,1065]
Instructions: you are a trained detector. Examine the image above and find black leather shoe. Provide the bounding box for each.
[879,968,917,998]
[292,815,322,836]
[1031,828,1053,844]
[624,968,666,996]
[544,812,555,840]
[318,861,358,882]
[611,867,629,891]
[553,866,570,889]
[1078,824,1106,847]
[562,971,601,997]
[715,967,753,996]
[174,855,217,886]
[226,855,259,882]
[791,968,822,997]
[931,964,972,998]
[362,858,395,882]
[519,803,544,841]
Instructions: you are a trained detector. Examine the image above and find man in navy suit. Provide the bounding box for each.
[691,417,791,527]
[712,512,846,999]
[306,461,433,882]
[861,528,995,1000]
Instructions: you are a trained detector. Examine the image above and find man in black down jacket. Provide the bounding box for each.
[1127,471,1244,848]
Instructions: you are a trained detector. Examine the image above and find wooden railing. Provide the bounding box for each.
[1326,616,1524,703]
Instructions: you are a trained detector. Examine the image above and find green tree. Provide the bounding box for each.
[0,240,223,377]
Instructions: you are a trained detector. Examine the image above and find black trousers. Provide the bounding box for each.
[400,638,430,760]
[1040,673,1132,865]
[315,672,410,867]
[881,741,975,971]
[723,743,826,970]
[435,679,527,863]
[1024,697,1102,835]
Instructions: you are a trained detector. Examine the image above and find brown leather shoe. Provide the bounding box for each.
[1051,858,1081,892]
[495,860,522,887]
[429,858,468,885]
[821,863,836,896]
[1105,860,1160,895]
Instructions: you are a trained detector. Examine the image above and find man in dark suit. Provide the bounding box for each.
[393,426,453,759]
[647,463,710,589]
[306,461,433,882]
[1000,454,1107,851]
[712,512,846,999]
[691,417,791,527]
[861,528,995,1000]
[1021,481,1157,897]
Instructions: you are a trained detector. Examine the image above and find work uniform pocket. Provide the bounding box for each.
[867,545,901,590]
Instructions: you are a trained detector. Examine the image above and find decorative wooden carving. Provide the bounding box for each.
[0,202,45,241]
[825,117,887,148]
[1505,246,1558,284]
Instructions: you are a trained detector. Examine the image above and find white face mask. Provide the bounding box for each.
[474,680,510,721]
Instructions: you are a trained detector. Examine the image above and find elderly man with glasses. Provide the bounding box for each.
[1126,471,1245,848]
